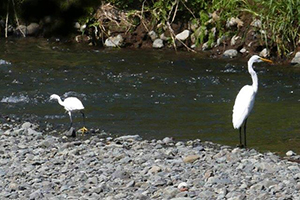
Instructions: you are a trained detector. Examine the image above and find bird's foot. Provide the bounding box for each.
[236,144,246,148]
[78,127,88,134]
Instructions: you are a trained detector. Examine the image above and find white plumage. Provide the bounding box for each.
[50,94,87,133]
[232,85,255,129]
[232,55,272,147]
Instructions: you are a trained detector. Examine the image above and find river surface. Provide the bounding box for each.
[0,38,300,155]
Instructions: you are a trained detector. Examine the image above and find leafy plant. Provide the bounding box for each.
[243,0,300,56]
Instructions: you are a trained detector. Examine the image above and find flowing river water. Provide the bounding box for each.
[0,38,300,155]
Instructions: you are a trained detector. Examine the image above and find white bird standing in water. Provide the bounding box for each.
[50,94,88,133]
[232,55,272,148]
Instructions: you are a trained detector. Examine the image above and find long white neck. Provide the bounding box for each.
[248,59,258,93]
[55,96,65,107]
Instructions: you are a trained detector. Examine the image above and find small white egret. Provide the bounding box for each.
[232,55,272,148]
[50,94,88,133]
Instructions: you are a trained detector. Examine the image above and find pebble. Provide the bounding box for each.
[0,122,299,199]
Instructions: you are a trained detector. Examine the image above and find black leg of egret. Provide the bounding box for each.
[80,111,86,127]
[244,118,248,148]
[239,127,242,147]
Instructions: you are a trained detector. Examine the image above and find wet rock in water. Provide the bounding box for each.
[291,52,300,65]
[223,49,238,58]
[175,30,190,41]
[153,39,164,49]
[104,34,124,47]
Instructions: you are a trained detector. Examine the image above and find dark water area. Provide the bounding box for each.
[0,38,300,155]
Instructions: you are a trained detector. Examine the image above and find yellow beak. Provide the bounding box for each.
[260,57,273,63]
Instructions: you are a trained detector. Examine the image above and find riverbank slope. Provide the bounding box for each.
[1,1,299,63]
[0,121,299,199]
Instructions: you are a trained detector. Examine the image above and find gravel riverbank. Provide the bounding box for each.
[0,122,300,199]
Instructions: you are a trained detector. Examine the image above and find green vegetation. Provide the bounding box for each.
[0,0,299,57]
[243,0,300,56]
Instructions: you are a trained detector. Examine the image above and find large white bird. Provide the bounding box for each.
[232,55,272,148]
[50,94,88,133]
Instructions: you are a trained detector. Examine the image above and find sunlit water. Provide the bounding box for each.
[0,38,300,155]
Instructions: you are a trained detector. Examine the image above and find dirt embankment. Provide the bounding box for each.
[1,2,299,64]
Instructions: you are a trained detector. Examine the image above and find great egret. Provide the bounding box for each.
[232,55,272,148]
[50,94,88,133]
